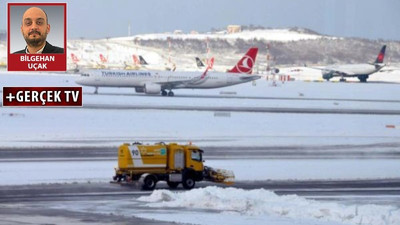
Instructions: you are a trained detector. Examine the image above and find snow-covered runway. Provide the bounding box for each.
[1,72,400,225]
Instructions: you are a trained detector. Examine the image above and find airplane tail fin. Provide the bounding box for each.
[228,47,258,74]
[100,54,108,63]
[196,57,205,68]
[132,55,139,65]
[207,57,214,69]
[374,45,386,64]
[208,57,214,69]
[139,55,148,65]
[71,53,79,64]
[200,57,214,79]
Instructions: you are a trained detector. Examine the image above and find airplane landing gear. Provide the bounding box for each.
[161,90,174,96]
[339,78,346,82]
[358,75,368,83]
[94,87,98,94]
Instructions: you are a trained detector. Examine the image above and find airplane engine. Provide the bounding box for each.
[322,71,337,81]
[144,83,161,94]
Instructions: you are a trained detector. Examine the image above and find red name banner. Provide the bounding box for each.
[7,54,66,71]
[7,3,67,71]
[2,87,82,107]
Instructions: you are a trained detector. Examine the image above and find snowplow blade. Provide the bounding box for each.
[204,166,235,185]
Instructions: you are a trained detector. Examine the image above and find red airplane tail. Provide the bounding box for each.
[374,45,386,64]
[200,57,214,79]
[228,47,258,74]
[99,54,108,63]
[71,53,79,64]
[132,54,139,65]
[208,57,214,70]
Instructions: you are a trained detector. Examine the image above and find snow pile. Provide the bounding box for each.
[138,186,400,225]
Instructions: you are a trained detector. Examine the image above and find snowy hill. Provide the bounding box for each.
[1,27,399,73]
[113,28,331,42]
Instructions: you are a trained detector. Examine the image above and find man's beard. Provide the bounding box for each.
[24,30,47,47]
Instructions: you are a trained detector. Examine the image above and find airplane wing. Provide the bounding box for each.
[312,66,356,76]
[157,57,214,89]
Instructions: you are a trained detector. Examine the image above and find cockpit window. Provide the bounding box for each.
[191,150,202,162]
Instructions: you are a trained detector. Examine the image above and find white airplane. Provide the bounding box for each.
[76,47,260,96]
[318,45,386,82]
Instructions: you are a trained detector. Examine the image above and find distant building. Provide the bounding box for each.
[174,30,183,34]
[227,25,241,34]
[190,30,199,35]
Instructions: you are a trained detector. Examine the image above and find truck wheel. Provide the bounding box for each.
[142,175,157,190]
[182,177,195,190]
[167,181,179,189]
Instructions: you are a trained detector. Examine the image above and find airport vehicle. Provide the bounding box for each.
[113,142,235,190]
[76,47,260,96]
[319,45,386,82]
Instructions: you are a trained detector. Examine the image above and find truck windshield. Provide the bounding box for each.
[191,150,202,162]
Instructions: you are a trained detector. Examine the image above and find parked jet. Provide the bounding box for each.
[320,45,386,82]
[97,53,124,69]
[67,53,98,72]
[124,54,140,70]
[76,47,260,96]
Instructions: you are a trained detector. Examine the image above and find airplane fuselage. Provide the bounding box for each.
[76,69,260,93]
[325,63,381,76]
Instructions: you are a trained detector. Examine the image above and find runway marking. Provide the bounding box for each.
[273,187,400,192]
[307,195,400,199]
[0,157,115,162]
[82,103,400,115]
[82,92,400,104]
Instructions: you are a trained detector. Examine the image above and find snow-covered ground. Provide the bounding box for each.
[1,72,400,148]
[50,186,400,225]
[1,72,400,183]
[1,72,400,225]
[1,159,399,186]
[135,186,400,225]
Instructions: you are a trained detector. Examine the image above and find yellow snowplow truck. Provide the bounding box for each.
[113,142,234,190]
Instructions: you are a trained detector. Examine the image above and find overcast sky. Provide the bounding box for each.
[1,0,399,40]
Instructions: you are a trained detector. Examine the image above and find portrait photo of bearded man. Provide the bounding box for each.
[13,6,64,54]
